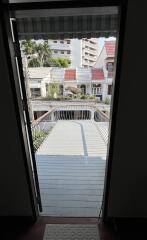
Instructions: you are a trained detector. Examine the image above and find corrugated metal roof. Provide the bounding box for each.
[28,67,51,79]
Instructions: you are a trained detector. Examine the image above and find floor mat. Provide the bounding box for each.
[43,224,100,240]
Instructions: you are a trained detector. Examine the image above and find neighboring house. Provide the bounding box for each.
[28,40,116,101]
[28,67,106,100]
[48,38,98,68]
[94,40,116,101]
[28,68,51,98]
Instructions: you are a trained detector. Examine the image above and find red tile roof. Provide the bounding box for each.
[64,69,76,80]
[92,69,104,80]
[105,41,116,56]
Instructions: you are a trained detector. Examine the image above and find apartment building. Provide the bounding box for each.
[48,38,98,68]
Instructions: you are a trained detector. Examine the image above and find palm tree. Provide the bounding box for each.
[21,40,37,56]
[35,42,52,66]
[21,40,52,67]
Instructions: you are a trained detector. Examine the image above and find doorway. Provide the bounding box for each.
[8,2,120,218]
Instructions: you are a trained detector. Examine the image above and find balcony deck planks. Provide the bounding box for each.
[36,120,108,217]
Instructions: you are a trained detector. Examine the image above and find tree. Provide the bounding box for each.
[21,40,70,68]
[21,40,51,67]
[56,58,71,68]
[21,40,37,56]
[44,58,71,68]
[35,42,51,66]
[28,58,40,67]
[48,83,60,99]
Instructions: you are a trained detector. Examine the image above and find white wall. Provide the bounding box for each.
[106,0,147,218]
[95,46,107,75]
[102,83,108,101]
[71,39,82,67]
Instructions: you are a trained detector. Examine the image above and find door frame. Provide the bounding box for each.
[1,0,128,221]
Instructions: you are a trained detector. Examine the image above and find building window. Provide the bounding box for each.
[31,88,41,97]
[92,84,101,95]
[67,50,70,54]
[107,62,114,72]
[60,40,64,44]
[61,51,64,54]
[108,85,112,95]
[54,50,58,54]
[53,40,57,43]
[80,85,86,95]
[67,40,70,44]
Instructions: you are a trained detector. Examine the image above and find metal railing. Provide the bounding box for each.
[94,109,109,122]
[30,103,109,151]
[31,111,56,152]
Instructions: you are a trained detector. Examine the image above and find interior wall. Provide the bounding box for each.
[0,18,33,216]
[107,0,147,217]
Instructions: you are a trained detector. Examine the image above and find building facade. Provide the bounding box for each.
[28,67,105,100]
[28,40,116,101]
[94,40,116,101]
[48,38,98,68]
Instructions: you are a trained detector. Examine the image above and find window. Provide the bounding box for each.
[60,40,64,44]
[108,85,112,95]
[54,50,58,54]
[107,62,114,72]
[92,84,101,95]
[67,40,70,44]
[61,51,64,54]
[53,40,57,43]
[31,88,41,97]
[67,50,71,54]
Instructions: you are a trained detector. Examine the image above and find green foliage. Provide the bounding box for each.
[48,83,60,99]
[44,57,71,67]
[21,40,51,67]
[88,95,96,100]
[55,58,71,67]
[21,40,37,55]
[21,40,70,68]
[35,42,51,66]
[104,97,110,105]
[32,128,48,152]
[28,58,40,67]
[79,95,96,100]
[80,95,87,99]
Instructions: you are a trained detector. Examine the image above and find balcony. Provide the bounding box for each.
[31,103,109,217]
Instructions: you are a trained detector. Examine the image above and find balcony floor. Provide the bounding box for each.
[36,120,108,217]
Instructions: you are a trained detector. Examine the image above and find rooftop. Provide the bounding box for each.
[105,40,116,57]
[64,69,76,81]
[92,69,104,80]
[28,67,51,79]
